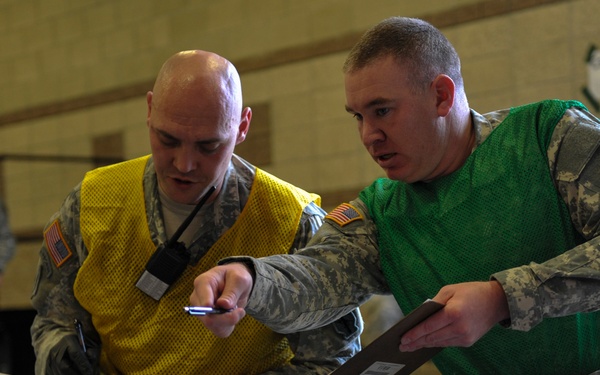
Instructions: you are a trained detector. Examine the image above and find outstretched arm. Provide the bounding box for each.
[190,199,387,335]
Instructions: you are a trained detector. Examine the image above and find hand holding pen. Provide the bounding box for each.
[188,262,253,338]
[45,319,94,375]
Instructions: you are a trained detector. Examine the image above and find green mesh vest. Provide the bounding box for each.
[360,100,600,374]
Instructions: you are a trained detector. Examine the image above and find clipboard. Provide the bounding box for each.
[332,299,444,375]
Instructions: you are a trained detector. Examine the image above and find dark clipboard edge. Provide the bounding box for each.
[332,299,445,375]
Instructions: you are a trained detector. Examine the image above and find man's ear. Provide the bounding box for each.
[433,75,455,117]
[236,107,252,145]
[146,91,153,127]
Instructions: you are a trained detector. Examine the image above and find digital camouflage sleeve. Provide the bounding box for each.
[240,197,386,334]
[30,184,102,373]
[492,107,600,331]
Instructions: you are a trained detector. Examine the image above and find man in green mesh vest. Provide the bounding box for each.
[190,17,600,374]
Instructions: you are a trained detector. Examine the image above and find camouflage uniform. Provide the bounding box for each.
[233,104,600,341]
[0,199,16,273]
[30,154,362,374]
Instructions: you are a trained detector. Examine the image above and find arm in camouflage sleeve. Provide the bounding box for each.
[260,202,363,374]
[492,107,600,331]
[30,184,101,373]
[244,199,389,334]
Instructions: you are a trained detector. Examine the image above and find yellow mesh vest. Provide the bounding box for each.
[74,155,319,374]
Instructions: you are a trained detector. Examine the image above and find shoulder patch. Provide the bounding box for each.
[44,219,73,267]
[325,203,363,227]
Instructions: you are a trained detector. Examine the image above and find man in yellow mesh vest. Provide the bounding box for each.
[30,50,362,374]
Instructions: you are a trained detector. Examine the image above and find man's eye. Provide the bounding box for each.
[160,137,178,147]
[352,113,363,121]
[200,143,220,153]
[376,108,389,116]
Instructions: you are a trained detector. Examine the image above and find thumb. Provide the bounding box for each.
[431,285,455,305]
[215,263,254,309]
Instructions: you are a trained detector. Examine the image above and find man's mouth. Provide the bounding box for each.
[171,177,194,185]
[376,153,395,161]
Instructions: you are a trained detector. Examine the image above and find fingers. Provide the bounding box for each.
[399,281,508,352]
[400,285,456,351]
[399,308,452,352]
[215,264,254,310]
[47,335,94,375]
[190,263,253,307]
[199,308,247,338]
[189,263,254,338]
[399,309,474,352]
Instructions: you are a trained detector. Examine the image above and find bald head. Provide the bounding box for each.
[150,50,243,124]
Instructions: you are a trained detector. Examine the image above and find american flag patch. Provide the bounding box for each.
[44,220,72,267]
[325,203,363,227]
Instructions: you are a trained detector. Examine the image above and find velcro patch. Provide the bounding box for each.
[325,203,363,227]
[44,220,72,268]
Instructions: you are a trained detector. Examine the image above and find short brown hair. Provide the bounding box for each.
[343,17,463,91]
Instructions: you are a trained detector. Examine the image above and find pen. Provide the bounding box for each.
[184,306,233,316]
[74,318,87,353]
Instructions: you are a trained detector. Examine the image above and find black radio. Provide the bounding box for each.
[135,186,216,300]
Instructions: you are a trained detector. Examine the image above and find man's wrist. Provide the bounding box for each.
[489,280,510,326]
[217,256,256,281]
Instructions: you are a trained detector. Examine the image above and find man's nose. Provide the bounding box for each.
[361,120,385,147]
[173,148,196,173]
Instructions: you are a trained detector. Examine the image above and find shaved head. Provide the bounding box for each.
[151,50,243,125]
